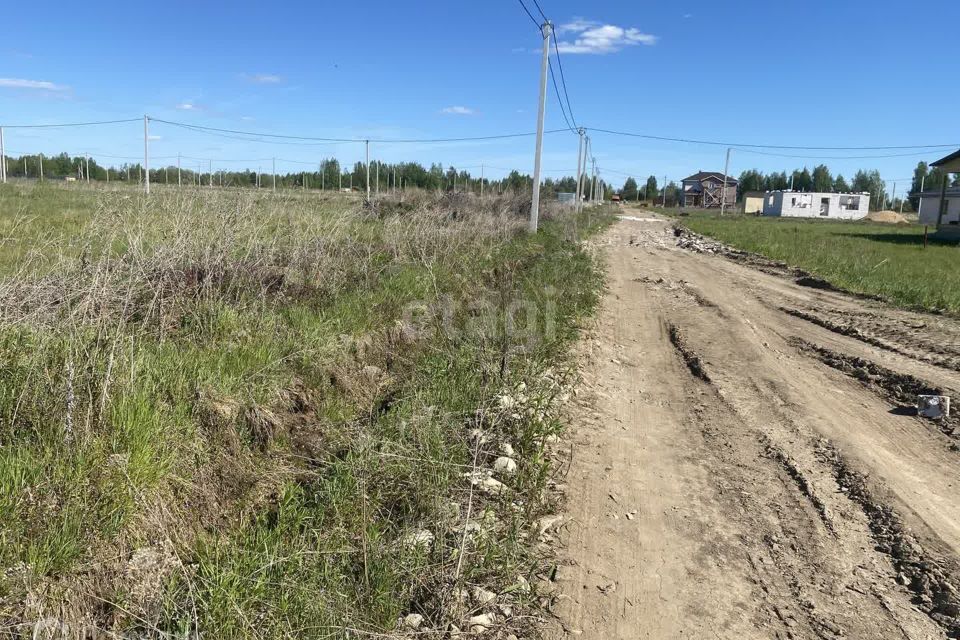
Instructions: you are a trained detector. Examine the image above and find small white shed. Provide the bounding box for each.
[762,191,870,220]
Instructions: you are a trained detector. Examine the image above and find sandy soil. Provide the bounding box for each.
[550,215,960,639]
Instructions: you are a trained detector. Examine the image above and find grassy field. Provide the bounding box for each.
[677,212,960,314]
[0,183,611,637]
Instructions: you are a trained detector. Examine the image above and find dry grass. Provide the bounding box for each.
[0,183,610,638]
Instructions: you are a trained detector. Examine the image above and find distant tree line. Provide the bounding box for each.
[1,152,619,200]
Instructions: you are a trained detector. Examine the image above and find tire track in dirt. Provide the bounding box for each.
[554,215,959,639]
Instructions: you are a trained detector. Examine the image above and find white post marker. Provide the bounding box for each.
[209,160,213,189]
[720,147,731,215]
[39,153,44,182]
[178,154,182,187]
[365,140,371,201]
[529,21,552,233]
[143,115,150,195]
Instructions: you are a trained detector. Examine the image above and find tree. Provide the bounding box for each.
[791,167,813,191]
[622,177,638,201]
[644,175,658,201]
[812,164,833,192]
[738,169,765,198]
[852,169,885,210]
[766,172,789,191]
[833,174,850,192]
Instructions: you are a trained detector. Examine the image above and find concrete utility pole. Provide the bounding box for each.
[339,172,342,191]
[529,20,553,233]
[209,160,213,189]
[0,126,5,184]
[85,155,90,183]
[574,129,584,211]
[720,147,731,215]
[365,140,371,201]
[891,181,897,210]
[39,153,44,182]
[662,175,667,207]
[143,115,150,195]
[272,158,277,191]
[919,175,926,215]
[178,154,182,187]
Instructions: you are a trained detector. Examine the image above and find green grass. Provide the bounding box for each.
[0,183,612,637]
[680,212,960,313]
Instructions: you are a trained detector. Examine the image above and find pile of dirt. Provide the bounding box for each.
[866,210,908,224]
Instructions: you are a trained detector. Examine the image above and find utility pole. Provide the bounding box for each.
[529,20,553,233]
[591,160,598,203]
[891,181,897,211]
[143,115,150,195]
[178,154,182,187]
[662,175,667,207]
[209,160,213,189]
[339,172,342,191]
[919,175,926,215]
[720,147,731,215]
[85,155,90,184]
[272,158,276,191]
[574,129,584,211]
[365,140,371,201]
[0,126,5,184]
[480,164,484,197]
[164,167,168,184]
[39,153,44,182]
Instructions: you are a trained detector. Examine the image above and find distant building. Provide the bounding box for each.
[920,149,960,236]
[681,171,738,208]
[742,191,765,215]
[762,191,869,220]
[918,187,960,227]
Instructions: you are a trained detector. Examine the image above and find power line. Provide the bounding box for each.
[151,117,567,145]
[588,127,959,151]
[551,37,578,129]
[732,147,938,160]
[530,0,549,22]
[548,60,575,132]
[2,118,141,129]
[515,0,541,29]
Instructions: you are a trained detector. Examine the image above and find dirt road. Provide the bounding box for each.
[551,215,960,639]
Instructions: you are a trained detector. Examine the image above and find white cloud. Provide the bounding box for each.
[176,102,199,111]
[555,20,657,54]
[148,135,162,140]
[240,116,255,121]
[441,106,475,116]
[246,73,282,84]
[0,77,67,91]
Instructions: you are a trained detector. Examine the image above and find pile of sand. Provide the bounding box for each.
[866,210,908,224]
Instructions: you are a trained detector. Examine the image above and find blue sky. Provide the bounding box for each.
[2,0,958,193]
